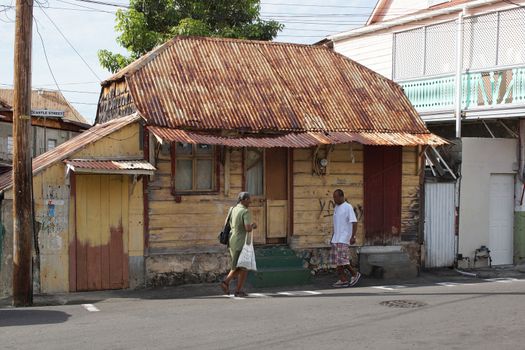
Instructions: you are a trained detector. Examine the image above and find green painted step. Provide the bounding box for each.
[248,267,312,288]
[248,246,312,288]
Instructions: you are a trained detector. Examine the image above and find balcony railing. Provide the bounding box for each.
[399,67,525,111]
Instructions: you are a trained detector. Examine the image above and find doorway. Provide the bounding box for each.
[245,148,289,244]
[489,174,514,265]
[363,146,402,245]
[73,174,129,291]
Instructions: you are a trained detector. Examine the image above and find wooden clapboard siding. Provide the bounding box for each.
[292,143,365,248]
[147,147,242,251]
[291,143,422,249]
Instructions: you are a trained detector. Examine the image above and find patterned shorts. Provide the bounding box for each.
[330,243,351,266]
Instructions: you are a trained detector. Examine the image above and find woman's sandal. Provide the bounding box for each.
[234,290,248,297]
[220,281,230,295]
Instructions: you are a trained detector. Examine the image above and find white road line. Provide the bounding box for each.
[302,291,322,295]
[436,282,462,287]
[248,293,268,298]
[372,285,407,291]
[277,292,295,296]
[82,304,100,312]
[484,278,519,283]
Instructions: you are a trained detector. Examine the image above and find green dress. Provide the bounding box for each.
[228,203,252,270]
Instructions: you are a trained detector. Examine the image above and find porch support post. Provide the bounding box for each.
[454,9,465,138]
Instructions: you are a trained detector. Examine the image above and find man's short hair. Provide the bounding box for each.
[237,191,251,202]
[334,189,344,198]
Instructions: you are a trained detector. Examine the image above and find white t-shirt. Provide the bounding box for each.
[331,201,357,244]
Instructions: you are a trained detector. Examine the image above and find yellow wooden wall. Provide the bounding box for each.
[148,146,242,251]
[291,143,365,248]
[4,122,145,293]
[149,143,422,252]
[291,144,421,249]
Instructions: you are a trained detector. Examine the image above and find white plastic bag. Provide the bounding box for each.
[237,232,257,271]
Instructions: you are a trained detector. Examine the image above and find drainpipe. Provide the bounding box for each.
[454,9,465,138]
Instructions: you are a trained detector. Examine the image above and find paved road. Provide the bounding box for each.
[1,277,524,350]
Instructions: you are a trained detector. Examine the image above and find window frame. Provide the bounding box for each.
[171,142,220,195]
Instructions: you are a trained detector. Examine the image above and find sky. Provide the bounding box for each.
[0,0,375,123]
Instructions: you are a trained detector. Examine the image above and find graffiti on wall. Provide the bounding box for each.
[318,198,363,221]
[35,185,68,251]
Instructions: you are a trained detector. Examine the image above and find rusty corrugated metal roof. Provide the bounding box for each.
[64,159,155,175]
[149,126,447,147]
[102,36,429,134]
[0,114,142,192]
[0,88,88,124]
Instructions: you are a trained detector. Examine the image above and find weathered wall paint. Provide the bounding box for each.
[514,212,525,264]
[0,123,145,295]
[146,142,423,286]
[0,199,13,297]
[458,138,517,268]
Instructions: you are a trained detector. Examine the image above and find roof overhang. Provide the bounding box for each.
[148,127,448,147]
[328,0,500,42]
[64,159,156,175]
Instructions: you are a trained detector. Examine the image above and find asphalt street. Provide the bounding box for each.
[1,276,524,350]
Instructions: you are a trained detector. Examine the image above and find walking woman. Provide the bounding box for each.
[220,192,257,297]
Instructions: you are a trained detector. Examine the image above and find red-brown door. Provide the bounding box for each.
[363,146,402,245]
[73,174,129,291]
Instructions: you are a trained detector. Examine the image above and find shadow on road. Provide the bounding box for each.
[0,309,71,327]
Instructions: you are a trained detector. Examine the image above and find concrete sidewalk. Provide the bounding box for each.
[1,266,523,308]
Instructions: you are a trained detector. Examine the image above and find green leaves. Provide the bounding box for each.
[98,0,283,73]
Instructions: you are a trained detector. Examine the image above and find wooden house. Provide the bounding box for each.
[0,37,445,295]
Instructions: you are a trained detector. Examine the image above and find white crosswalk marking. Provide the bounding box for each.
[82,304,100,312]
[302,291,322,295]
[372,285,407,291]
[436,282,462,287]
[484,278,518,283]
[277,292,294,296]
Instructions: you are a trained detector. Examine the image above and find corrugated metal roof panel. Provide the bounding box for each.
[0,88,88,124]
[104,36,430,134]
[64,159,155,175]
[148,126,448,147]
[0,114,142,191]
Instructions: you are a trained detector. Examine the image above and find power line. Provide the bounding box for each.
[36,3,102,81]
[69,0,129,9]
[33,16,63,97]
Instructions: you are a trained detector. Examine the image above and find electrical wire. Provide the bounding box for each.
[36,3,102,81]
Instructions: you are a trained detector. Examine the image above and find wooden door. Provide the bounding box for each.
[74,174,129,291]
[363,146,402,245]
[245,149,266,244]
[245,148,289,244]
[265,148,288,242]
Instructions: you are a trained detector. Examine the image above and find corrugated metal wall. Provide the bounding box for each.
[424,182,456,268]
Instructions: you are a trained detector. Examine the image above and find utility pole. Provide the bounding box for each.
[12,0,34,306]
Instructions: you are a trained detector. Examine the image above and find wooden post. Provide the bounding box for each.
[12,0,34,307]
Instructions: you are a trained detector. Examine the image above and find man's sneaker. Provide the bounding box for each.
[349,272,361,287]
[332,280,349,288]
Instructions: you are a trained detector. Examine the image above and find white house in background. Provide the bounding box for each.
[325,0,525,268]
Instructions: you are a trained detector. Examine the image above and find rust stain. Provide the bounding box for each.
[71,223,129,292]
[100,36,431,134]
[0,114,142,192]
[149,127,447,147]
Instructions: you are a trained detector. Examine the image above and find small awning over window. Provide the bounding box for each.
[64,159,156,175]
[148,127,447,147]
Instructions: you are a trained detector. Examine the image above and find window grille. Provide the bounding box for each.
[463,12,498,69]
[394,27,424,79]
[497,7,525,66]
[425,21,456,76]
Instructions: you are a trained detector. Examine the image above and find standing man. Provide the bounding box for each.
[330,189,361,288]
[220,192,257,297]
